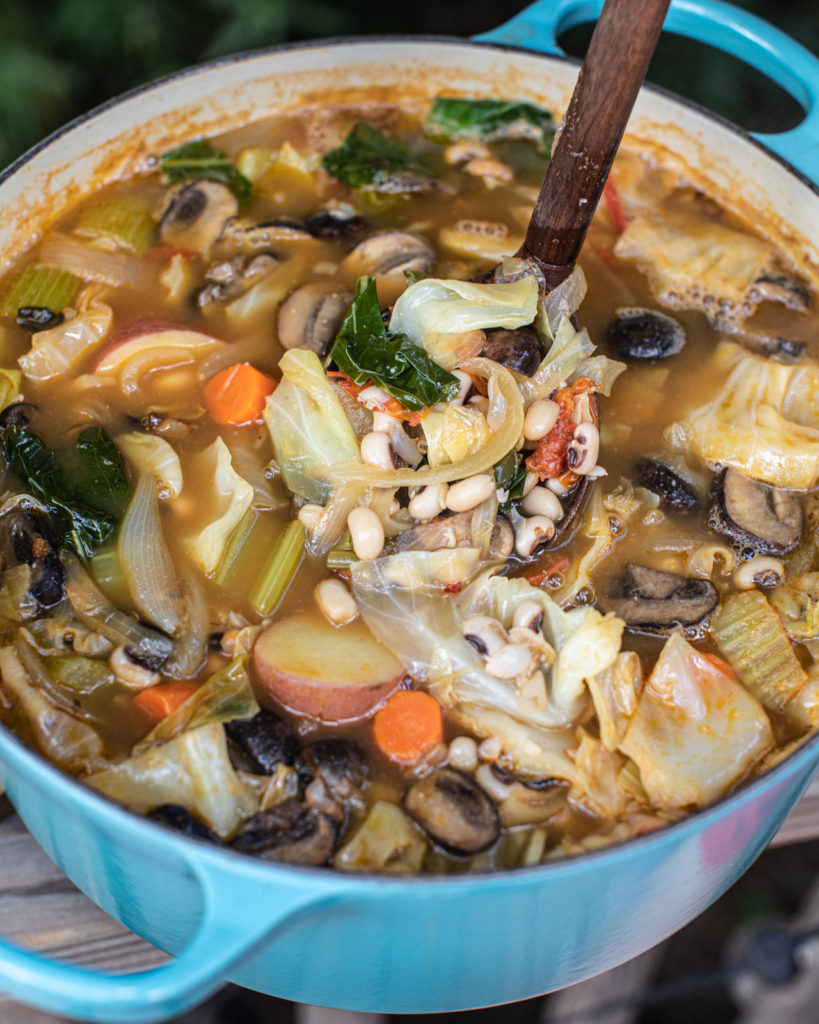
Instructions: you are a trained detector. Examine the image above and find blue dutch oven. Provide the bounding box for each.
[0,1,818,1020]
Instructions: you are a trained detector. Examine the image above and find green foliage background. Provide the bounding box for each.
[1,0,817,172]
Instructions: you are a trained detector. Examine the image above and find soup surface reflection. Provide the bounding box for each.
[0,95,817,872]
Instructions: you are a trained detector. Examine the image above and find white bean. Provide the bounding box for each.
[514,516,556,558]
[462,615,508,656]
[357,385,392,410]
[478,736,502,762]
[485,643,536,680]
[446,474,496,512]
[734,556,785,590]
[512,600,545,632]
[448,736,479,772]
[347,507,385,560]
[110,645,159,690]
[465,158,514,182]
[566,423,600,475]
[297,503,324,531]
[547,477,570,496]
[360,431,394,469]
[521,486,564,520]
[522,472,539,498]
[372,410,395,433]
[523,398,560,441]
[408,483,449,522]
[314,578,359,626]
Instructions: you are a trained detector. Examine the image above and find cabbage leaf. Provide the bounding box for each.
[18,299,113,382]
[87,722,256,838]
[389,276,538,349]
[682,341,819,489]
[620,632,773,810]
[184,438,253,573]
[116,432,183,499]
[264,347,362,503]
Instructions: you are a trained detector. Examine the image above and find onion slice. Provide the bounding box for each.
[118,472,183,635]
[39,231,155,289]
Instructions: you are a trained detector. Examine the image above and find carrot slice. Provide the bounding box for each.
[372,690,444,764]
[133,680,199,722]
[204,362,277,426]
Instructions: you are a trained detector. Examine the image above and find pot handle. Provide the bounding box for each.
[0,851,327,1023]
[477,0,819,184]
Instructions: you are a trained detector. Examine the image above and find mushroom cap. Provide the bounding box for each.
[231,800,337,865]
[603,563,719,634]
[225,707,299,775]
[159,180,238,255]
[608,307,686,361]
[404,766,499,856]
[482,326,543,377]
[709,467,803,556]
[277,282,352,355]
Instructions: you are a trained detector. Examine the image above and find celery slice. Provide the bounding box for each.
[0,265,80,318]
[90,542,132,610]
[46,655,114,693]
[214,508,258,589]
[712,590,807,712]
[326,549,356,572]
[249,520,306,616]
[74,197,156,255]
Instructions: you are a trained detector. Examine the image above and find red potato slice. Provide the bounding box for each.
[95,327,225,373]
[253,612,406,723]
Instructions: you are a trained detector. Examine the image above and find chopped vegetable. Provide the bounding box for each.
[159,139,252,204]
[0,265,79,319]
[18,296,113,382]
[264,347,363,504]
[115,432,183,500]
[712,590,808,714]
[86,722,256,838]
[74,196,156,254]
[46,655,114,694]
[133,681,200,723]
[139,658,257,744]
[184,438,253,575]
[620,632,773,810]
[0,425,129,559]
[321,123,425,189]
[389,276,538,350]
[253,611,404,721]
[372,689,443,763]
[38,232,155,289]
[249,519,306,616]
[335,800,427,874]
[424,97,555,154]
[331,276,460,412]
[204,362,277,426]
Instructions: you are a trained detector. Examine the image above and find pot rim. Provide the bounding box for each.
[0,31,817,888]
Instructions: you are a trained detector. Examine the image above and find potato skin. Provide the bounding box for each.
[253,612,405,723]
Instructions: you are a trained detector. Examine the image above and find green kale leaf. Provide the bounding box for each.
[321,123,427,189]
[159,139,252,205]
[330,277,459,412]
[424,98,556,156]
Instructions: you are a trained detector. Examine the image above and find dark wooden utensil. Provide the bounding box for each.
[518,0,671,290]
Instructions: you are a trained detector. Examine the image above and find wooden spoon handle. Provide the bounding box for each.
[520,0,670,285]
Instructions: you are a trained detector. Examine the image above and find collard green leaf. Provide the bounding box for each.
[0,424,130,559]
[159,139,252,205]
[330,277,459,411]
[424,98,556,155]
[321,123,426,189]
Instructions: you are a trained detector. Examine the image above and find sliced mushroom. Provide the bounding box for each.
[403,766,499,856]
[305,206,368,240]
[751,272,810,313]
[482,326,543,377]
[340,232,435,286]
[16,307,64,332]
[636,459,699,512]
[394,510,512,559]
[198,252,281,310]
[363,171,438,195]
[159,181,238,254]
[494,771,568,828]
[718,322,805,362]
[278,282,352,355]
[608,307,686,361]
[224,707,299,775]
[709,468,803,556]
[231,800,336,865]
[147,804,220,843]
[0,403,35,429]
[296,739,369,801]
[603,563,719,633]
[1,506,65,609]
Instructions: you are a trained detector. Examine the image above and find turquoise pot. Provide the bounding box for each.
[0,2,818,1020]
